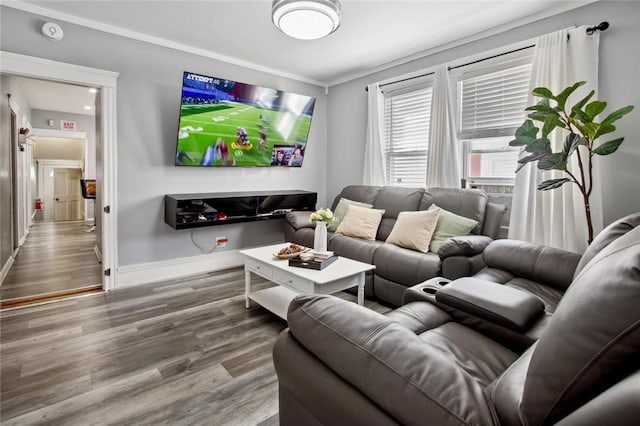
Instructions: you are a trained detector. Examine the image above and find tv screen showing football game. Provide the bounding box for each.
[175,71,316,167]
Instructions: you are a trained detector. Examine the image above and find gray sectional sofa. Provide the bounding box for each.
[274,214,640,425]
[285,185,506,306]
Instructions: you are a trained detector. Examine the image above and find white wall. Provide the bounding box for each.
[34,138,84,161]
[327,1,640,226]
[31,109,96,177]
[0,6,328,267]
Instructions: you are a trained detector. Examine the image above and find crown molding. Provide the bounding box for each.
[326,0,599,87]
[2,0,326,88]
[3,0,598,88]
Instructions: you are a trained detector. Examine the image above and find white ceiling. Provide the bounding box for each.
[12,0,594,86]
[10,76,96,116]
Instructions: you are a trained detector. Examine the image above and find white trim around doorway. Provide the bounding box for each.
[1,51,120,291]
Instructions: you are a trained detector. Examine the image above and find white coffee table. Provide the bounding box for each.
[239,243,375,320]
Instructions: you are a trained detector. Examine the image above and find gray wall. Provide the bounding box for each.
[0,76,15,273]
[327,1,640,226]
[1,6,328,266]
[0,74,32,273]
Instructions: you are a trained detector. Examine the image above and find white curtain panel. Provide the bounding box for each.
[426,65,461,188]
[509,27,601,253]
[362,82,387,185]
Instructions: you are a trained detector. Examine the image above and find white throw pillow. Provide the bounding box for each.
[336,204,385,240]
[386,209,440,253]
[328,198,373,232]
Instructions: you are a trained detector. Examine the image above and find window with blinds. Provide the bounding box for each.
[453,50,534,186]
[458,62,533,139]
[383,85,433,187]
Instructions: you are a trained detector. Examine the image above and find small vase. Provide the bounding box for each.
[313,221,328,254]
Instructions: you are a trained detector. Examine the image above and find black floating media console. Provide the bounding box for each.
[164,190,317,230]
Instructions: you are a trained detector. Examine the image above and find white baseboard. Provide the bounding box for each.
[117,249,244,289]
[0,256,15,288]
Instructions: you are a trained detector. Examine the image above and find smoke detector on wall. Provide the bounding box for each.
[42,22,64,41]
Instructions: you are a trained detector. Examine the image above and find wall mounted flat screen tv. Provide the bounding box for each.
[175,71,316,167]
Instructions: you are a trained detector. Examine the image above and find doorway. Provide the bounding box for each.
[0,51,119,307]
[53,168,83,222]
[0,77,102,306]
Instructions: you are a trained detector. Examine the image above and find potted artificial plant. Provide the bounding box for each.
[510,81,634,244]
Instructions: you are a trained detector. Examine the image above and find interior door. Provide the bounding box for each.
[53,168,82,221]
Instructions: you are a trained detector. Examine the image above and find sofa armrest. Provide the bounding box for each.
[285,211,314,230]
[436,278,545,332]
[482,202,507,239]
[441,253,486,280]
[483,240,581,291]
[285,294,495,425]
[438,235,493,259]
[274,331,398,425]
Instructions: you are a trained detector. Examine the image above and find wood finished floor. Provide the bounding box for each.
[0,267,390,425]
[1,221,102,301]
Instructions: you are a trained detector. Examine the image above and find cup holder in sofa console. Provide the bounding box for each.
[402,277,453,304]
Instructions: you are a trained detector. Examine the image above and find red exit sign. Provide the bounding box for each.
[61,120,77,131]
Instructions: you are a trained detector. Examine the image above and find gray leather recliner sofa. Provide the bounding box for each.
[285,185,506,306]
[274,213,640,425]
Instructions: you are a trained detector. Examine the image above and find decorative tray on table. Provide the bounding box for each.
[273,243,309,260]
[289,253,339,270]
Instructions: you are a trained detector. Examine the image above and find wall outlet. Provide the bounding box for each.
[216,236,228,248]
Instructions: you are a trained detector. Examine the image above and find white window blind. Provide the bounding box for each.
[458,62,532,139]
[383,86,432,187]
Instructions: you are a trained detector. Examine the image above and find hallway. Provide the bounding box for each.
[0,221,102,303]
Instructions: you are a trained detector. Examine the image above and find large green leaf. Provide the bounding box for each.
[542,114,562,138]
[524,138,551,154]
[577,122,599,140]
[563,133,581,159]
[585,100,607,120]
[537,153,566,171]
[532,87,555,99]
[594,123,616,139]
[538,178,571,191]
[570,90,595,115]
[601,105,634,125]
[515,120,539,137]
[518,151,548,165]
[552,161,568,171]
[510,120,539,146]
[593,137,624,155]
[510,136,533,146]
[525,99,553,112]
[571,108,591,124]
[555,81,586,109]
[527,110,551,123]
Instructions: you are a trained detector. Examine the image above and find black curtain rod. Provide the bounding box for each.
[366,22,609,91]
[365,71,434,92]
[449,22,609,71]
[448,44,535,71]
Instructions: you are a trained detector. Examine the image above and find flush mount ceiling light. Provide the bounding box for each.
[272,0,341,40]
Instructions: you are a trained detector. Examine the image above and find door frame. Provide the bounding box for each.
[1,51,120,291]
